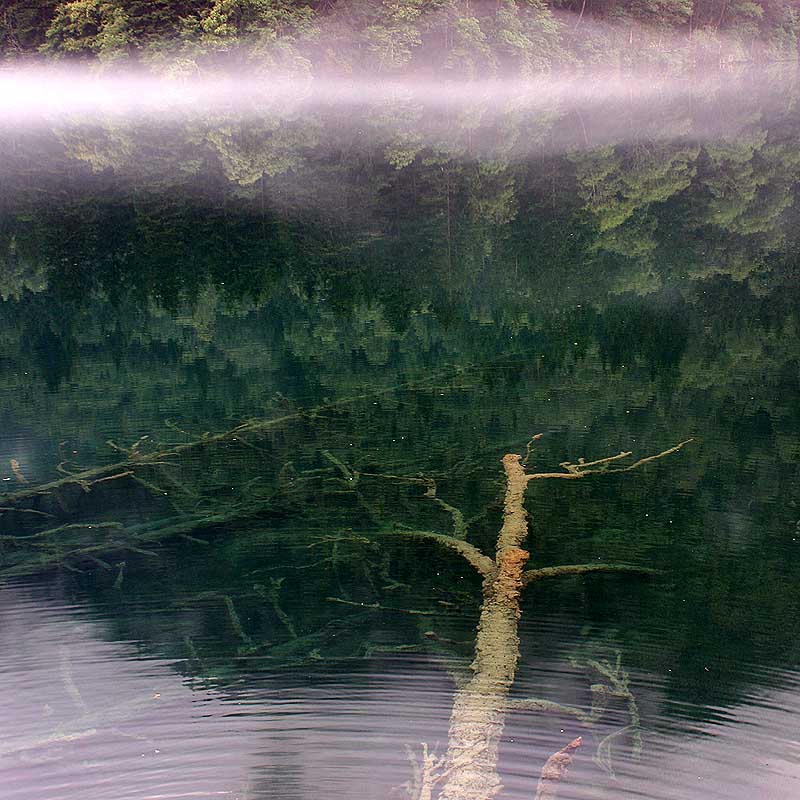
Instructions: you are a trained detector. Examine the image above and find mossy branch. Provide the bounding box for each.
[506,697,596,725]
[379,528,496,577]
[521,563,661,587]
[422,478,468,540]
[0,506,55,518]
[350,466,469,540]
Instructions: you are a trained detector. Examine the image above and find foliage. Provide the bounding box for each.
[41,0,131,62]
[1,0,797,69]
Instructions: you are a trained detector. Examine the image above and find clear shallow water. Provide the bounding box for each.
[5,573,800,800]
[1,70,800,799]
[0,584,263,800]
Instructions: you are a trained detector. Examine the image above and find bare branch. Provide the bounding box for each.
[606,438,693,473]
[326,597,435,615]
[527,439,693,482]
[522,432,544,467]
[559,450,632,473]
[404,743,446,800]
[522,563,660,587]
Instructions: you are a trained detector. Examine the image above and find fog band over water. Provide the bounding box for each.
[1,65,797,184]
[0,64,796,125]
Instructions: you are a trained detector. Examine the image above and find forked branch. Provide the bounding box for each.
[526,439,693,482]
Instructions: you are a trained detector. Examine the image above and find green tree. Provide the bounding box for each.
[1,0,57,57]
[41,0,131,62]
[196,0,315,69]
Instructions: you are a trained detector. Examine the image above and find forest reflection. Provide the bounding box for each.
[1,74,800,799]
[1,75,797,412]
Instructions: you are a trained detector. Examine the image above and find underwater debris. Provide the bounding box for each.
[10,459,27,484]
[534,737,582,800]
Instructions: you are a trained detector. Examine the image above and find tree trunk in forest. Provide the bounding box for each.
[575,0,587,30]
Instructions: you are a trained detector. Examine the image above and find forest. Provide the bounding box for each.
[1,0,798,72]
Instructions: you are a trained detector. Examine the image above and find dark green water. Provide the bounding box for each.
[1,71,800,799]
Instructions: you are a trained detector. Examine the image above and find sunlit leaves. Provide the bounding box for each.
[42,0,131,63]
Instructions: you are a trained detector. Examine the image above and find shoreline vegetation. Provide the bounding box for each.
[1,1,798,76]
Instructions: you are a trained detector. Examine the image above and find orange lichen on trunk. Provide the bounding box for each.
[437,457,533,800]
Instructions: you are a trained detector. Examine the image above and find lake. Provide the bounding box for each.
[1,66,799,800]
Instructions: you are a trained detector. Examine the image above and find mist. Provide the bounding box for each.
[2,0,797,164]
[0,61,796,142]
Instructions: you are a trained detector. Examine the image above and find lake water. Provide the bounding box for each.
[1,67,799,800]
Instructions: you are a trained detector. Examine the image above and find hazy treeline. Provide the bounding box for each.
[2,73,798,307]
[1,0,798,72]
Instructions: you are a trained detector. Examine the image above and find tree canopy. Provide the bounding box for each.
[1,0,798,70]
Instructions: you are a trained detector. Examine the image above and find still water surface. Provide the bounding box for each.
[1,69,799,799]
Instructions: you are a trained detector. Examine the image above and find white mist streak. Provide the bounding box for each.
[0,64,788,127]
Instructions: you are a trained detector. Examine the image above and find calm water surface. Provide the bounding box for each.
[1,71,799,799]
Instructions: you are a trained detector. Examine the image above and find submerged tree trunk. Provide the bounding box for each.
[438,552,526,798]
[417,440,691,800]
[438,455,531,800]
